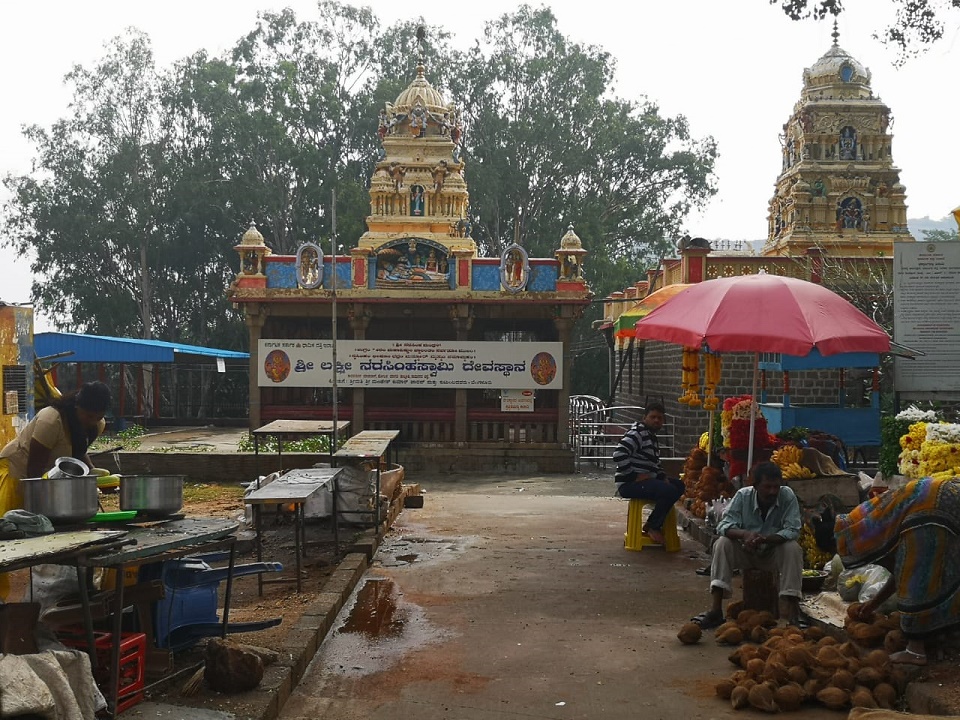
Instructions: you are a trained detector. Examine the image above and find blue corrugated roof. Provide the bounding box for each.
[35,333,249,364]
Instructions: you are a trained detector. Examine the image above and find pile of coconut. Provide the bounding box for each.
[677,601,909,712]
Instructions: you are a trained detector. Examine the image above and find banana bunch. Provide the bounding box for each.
[771,444,803,467]
[800,524,833,569]
[782,462,816,479]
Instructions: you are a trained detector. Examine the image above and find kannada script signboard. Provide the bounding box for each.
[258,340,563,389]
[893,241,960,394]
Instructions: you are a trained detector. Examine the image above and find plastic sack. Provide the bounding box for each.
[30,564,81,612]
[705,497,732,531]
[837,567,865,601]
[858,564,898,614]
[823,553,844,592]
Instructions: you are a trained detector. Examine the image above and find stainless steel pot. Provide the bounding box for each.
[21,475,99,524]
[119,475,184,517]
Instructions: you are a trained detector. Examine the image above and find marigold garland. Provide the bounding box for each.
[702,353,722,411]
[678,347,702,407]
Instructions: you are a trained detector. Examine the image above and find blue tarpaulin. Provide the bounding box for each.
[34,332,248,364]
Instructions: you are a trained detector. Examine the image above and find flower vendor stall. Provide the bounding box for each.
[897,420,960,480]
[720,395,776,480]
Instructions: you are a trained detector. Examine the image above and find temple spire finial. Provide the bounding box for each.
[831,18,840,46]
[415,24,426,67]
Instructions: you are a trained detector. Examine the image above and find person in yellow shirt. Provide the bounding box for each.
[0,381,111,598]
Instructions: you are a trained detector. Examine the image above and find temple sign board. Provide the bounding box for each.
[258,339,563,390]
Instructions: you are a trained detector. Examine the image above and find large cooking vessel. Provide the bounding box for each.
[120,475,184,517]
[21,475,98,524]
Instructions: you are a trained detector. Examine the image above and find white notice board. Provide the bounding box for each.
[501,389,535,412]
[893,241,960,394]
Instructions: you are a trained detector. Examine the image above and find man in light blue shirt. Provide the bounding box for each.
[691,461,804,628]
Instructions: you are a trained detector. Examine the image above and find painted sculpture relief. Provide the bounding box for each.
[296,242,324,289]
[500,244,529,293]
[376,240,450,289]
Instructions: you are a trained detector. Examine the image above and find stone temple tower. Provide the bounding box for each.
[763,25,913,257]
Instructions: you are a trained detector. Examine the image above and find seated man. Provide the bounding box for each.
[692,461,804,628]
[612,402,684,544]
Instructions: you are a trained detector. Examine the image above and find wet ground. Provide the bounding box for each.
[278,475,843,720]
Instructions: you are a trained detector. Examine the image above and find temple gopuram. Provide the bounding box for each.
[600,28,914,455]
[229,56,591,473]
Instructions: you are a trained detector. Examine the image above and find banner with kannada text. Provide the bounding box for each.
[258,340,563,389]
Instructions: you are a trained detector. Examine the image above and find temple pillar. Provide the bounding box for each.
[349,304,372,432]
[450,305,473,442]
[553,313,575,446]
[245,304,267,430]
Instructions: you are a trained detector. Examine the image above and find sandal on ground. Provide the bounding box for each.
[691,611,724,630]
[785,617,812,631]
[890,649,927,666]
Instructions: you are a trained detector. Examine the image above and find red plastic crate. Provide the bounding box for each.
[59,628,146,712]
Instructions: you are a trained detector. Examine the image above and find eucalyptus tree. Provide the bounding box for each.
[451,6,717,301]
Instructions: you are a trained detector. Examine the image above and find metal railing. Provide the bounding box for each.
[568,397,675,472]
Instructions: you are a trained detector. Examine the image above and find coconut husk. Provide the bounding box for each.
[803,625,825,641]
[715,678,736,699]
[749,624,768,644]
[677,622,702,645]
[748,682,779,713]
[884,629,906,654]
[855,666,884,688]
[787,665,808,685]
[850,685,879,709]
[716,625,743,645]
[730,685,750,710]
[864,648,889,669]
[871,682,898,709]
[773,682,804,711]
[832,668,856,691]
[725,600,745,621]
[746,657,766,677]
[816,686,850,710]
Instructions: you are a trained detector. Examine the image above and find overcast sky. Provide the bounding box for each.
[3,0,958,330]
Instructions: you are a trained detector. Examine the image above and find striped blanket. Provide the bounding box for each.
[835,478,960,636]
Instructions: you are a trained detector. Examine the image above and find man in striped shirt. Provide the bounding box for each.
[612,402,684,544]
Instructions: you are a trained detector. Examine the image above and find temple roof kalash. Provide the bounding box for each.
[389,62,449,115]
[801,25,872,100]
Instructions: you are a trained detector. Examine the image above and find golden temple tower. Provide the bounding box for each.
[355,48,475,287]
[763,24,913,257]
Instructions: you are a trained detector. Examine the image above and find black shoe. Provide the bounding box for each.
[695,566,710,576]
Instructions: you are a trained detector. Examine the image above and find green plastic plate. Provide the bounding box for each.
[89,511,138,523]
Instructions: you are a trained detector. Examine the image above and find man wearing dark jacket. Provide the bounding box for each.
[612,402,684,544]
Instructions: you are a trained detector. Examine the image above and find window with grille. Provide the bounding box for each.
[2,365,27,414]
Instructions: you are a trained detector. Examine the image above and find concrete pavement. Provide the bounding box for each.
[277,474,842,720]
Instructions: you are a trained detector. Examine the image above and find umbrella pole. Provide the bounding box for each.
[747,354,758,477]
[706,410,714,466]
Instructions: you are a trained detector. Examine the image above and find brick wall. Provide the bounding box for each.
[614,342,861,456]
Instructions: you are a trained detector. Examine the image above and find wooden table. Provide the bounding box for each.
[244,467,342,594]
[333,429,400,533]
[252,420,351,479]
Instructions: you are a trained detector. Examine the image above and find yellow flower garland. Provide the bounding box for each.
[678,347,702,407]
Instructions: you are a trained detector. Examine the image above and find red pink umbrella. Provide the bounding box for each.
[634,271,890,470]
[634,272,890,356]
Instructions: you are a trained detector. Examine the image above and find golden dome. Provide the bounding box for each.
[802,37,871,93]
[240,220,265,246]
[393,63,447,114]
[559,224,583,251]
